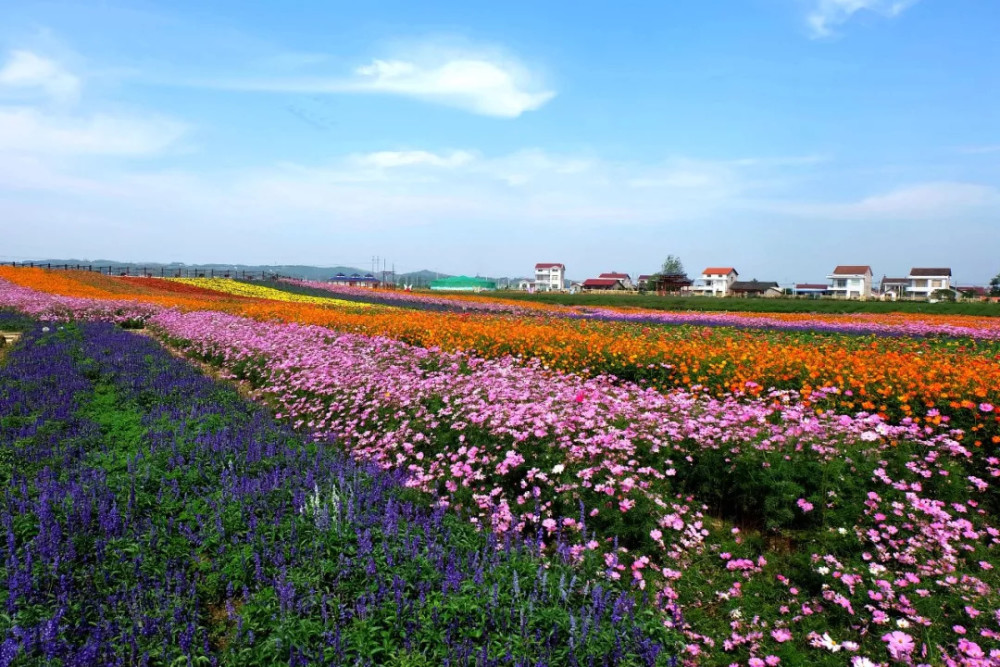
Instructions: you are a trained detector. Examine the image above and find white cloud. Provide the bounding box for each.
[0,107,187,156]
[351,56,554,117]
[3,145,998,280]
[198,46,554,118]
[355,150,476,169]
[0,50,81,103]
[807,0,919,38]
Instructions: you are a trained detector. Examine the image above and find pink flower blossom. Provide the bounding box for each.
[771,628,792,643]
[882,631,914,658]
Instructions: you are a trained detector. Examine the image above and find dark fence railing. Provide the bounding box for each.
[0,262,282,280]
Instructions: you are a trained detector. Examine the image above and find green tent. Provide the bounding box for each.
[429,275,497,291]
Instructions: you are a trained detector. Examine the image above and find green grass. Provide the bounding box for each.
[470,291,1000,316]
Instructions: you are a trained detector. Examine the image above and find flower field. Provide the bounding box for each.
[2,269,1000,665]
[2,269,999,449]
[0,321,672,665]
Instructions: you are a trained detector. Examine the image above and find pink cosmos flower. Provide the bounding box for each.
[882,631,914,658]
[796,498,814,512]
[979,402,994,412]
[771,628,792,643]
[958,639,984,658]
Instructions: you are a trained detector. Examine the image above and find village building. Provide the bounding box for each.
[533,263,566,292]
[906,268,952,300]
[329,272,380,288]
[597,272,634,290]
[879,276,910,300]
[794,283,831,297]
[693,267,738,296]
[827,265,873,300]
[582,278,627,291]
[730,280,783,298]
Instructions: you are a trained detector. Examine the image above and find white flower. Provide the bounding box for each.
[896,618,910,629]
[838,527,848,535]
[817,566,830,575]
[819,633,841,652]
[551,464,565,475]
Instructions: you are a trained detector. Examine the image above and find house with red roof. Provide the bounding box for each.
[827,265,873,300]
[694,267,738,296]
[597,272,633,290]
[533,263,566,292]
[582,277,627,291]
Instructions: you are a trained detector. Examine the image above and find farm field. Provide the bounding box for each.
[1,268,1000,665]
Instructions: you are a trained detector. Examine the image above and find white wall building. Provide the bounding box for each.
[906,268,952,300]
[697,267,739,296]
[827,265,873,300]
[534,263,566,292]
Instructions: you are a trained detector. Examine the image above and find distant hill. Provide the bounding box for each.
[18,260,454,284]
[23,260,370,281]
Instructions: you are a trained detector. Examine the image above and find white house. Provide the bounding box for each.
[697,267,739,296]
[906,267,951,300]
[534,263,566,292]
[827,265,873,300]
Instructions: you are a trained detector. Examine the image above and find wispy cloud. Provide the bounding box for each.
[807,0,919,38]
[0,50,187,157]
[354,150,476,169]
[0,107,187,156]
[768,181,1000,220]
[0,50,80,103]
[194,44,555,118]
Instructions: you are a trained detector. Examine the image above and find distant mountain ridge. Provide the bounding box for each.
[18,259,452,284]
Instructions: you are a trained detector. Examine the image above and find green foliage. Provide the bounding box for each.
[659,255,685,276]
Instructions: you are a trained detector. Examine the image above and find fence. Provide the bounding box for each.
[0,262,282,280]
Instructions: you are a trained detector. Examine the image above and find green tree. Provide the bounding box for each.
[659,255,685,275]
[991,272,1000,296]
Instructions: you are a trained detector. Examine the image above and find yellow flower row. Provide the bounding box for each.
[169,278,389,310]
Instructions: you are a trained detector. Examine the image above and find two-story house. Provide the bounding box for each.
[534,263,566,292]
[698,267,738,296]
[827,265,873,300]
[906,268,951,300]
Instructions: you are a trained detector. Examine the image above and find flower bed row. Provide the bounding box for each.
[278,278,548,314]
[2,271,999,451]
[148,309,1000,666]
[283,278,1000,340]
[0,322,674,665]
[170,277,389,310]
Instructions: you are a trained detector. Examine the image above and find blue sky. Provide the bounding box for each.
[1,0,998,284]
